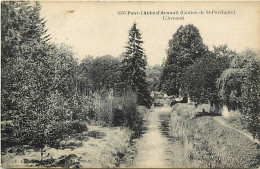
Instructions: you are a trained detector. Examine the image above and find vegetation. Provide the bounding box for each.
[78,55,122,94]
[1,2,150,163]
[167,104,259,168]
[181,45,234,113]
[2,125,132,168]
[1,1,259,167]
[160,24,260,139]
[146,64,162,91]
[1,2,75,150]
[121,23,152,108]
[160,24,207,96]
[217,49,260,139]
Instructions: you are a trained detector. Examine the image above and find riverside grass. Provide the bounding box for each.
[168,103,259,168]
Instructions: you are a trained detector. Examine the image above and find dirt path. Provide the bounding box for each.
[132,106,172,168]
[213,117,259,144]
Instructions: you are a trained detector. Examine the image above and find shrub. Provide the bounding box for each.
[70,121,88,133]
[92,90,145,137]
[112,106,125,126]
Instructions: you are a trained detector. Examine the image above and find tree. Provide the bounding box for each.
[160,24,207,96]
[1,1,63,152]
[1,3,92,160]
[50,43,78,98]
[146,64,162,91]
[1,1,52,122]
[78,55,122,95]
[181,45,234,113]
[121,23,152,108]
[217,49,260,139]
[1,2,50,67]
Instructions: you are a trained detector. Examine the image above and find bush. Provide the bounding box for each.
[112,106,125,126]
[92,90,145,137]
[70,121,88,133]
[43,121,88,148]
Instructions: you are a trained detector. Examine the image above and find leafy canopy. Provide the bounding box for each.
[160,24,207,96]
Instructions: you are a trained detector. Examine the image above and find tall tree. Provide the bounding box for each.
[1,1,56,150]
[217,49,260,139]
[160,24,207,96]
[1,1,52,120]
[181,45,234,113]
[1,2,90,154]
[121,23,152,108]
[1,2,50,67]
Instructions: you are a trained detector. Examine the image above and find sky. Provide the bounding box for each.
[40,1,260,66]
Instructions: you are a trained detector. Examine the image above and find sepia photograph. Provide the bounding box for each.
[1,1,260,168]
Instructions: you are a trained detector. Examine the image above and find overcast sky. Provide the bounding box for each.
[40,1,259,66]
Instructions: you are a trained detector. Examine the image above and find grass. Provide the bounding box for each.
[2,90,148,168]
[92,91,145,133]
[1,124,132,168]
[168,103,259,168]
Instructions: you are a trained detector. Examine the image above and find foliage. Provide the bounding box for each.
[70,121,88,133]
[1,2,90,151]
[160,23,259,139]
[92,90,145,137]
[160,24,207,96]
[181,45,233,113]
[169,104,259,168]
[78,55,123,95]
[2,1,50,148]
[146,64,162,91]
[1,1,50,67]
[121,22,152,108]
[1,1,145,152]
[217,49,260,139]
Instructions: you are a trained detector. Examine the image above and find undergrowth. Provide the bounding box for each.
[168,103,259,168]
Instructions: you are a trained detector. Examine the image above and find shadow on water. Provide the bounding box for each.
[119,120,149,167]
[159,113,182,142]
[159,113,171,138]
[158,111,188,168]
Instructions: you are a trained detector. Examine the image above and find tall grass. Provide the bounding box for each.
[169,103,259,168]
[92,90,145,137]
[169,104,222,167]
